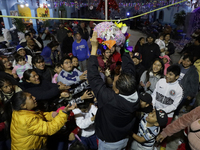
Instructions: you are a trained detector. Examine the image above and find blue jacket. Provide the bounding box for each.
[41,46,52,65]
[72,39,89,61]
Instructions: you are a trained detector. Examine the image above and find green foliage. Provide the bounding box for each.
[174,10,186,26]
[12,18,26,32]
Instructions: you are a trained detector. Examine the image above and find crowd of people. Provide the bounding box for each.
[0,21,200,150]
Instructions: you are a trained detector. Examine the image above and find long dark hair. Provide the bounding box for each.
[3,91,27,137]
[22,69,35,82]
[0,78,14,104]
[136,37,145,46]
[145,58,164,82]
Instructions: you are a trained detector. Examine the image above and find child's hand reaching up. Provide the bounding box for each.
[63,103,77,112]
[81,90,94,100]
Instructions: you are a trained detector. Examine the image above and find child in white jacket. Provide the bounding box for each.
[155,34,165,56]
[151,65,183,149]
[72,98,98,150]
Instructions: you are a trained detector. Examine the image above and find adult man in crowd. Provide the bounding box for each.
[88,32,139,150]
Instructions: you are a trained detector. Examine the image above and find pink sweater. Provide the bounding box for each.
[161,106,200,150]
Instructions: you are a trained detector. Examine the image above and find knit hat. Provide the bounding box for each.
[16,45,24,52]
[155,109,168,127]
[139,92,152,104]
[132,52,142,60]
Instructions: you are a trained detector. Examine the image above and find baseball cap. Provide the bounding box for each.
[139,92,152,104]
[132,52,142,60]
[155,109,168,127]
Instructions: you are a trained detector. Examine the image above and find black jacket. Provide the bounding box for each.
[179,65,199,98]
[34,67,53,83]
[139,43,160,70]
[88,53,139,142]
[135,63,146,85]
[61,36,74,55]
[20,80,60,101]
[78,28,89,41]
[165,42,175,56]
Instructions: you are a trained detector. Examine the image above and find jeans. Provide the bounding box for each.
[98,138,128,150]
[80,134,98,150]
[79,59,88,72]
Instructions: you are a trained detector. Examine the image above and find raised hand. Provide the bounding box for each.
[63,103,77,112]
[81,90,94,100]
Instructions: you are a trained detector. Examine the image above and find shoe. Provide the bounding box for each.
[160,146,166,150]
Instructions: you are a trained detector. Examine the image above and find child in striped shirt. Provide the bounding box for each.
[131,109,168,150]
[12,54,32,81]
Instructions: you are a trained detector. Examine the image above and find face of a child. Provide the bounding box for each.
[166,71,179,83]
[17,49,26,56]
[18,59,26,66]
[2,58,11,69]
[140,100,148,108]
[182,58,192,69]
[132,57,140,66]
[159,36,164,40]
[152,60,162,74]
[110,46,116,54]
[54,66,62,74]
[72,58,79,67]
[62,59,73,72]
[146,109,158,125]
[162,58,168,64]
[0,81,14,94]
[22,92,37,110]
[80,105,91,113]
[104,50,111,59]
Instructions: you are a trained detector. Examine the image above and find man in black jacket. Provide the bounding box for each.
[61,30,74,56]
[88,32,139,150]
[139,34,160,70]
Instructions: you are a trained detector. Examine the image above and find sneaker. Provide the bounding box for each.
[160,146,166,150]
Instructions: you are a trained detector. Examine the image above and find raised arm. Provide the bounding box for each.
[121,48,136,76]
[87,32,114,108]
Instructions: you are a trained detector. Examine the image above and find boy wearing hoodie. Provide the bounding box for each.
[159,55,171,75]
[151,65,183,150]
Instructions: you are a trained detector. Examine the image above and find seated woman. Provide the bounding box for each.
[20,69,68,102]
[140,58,164,94]
[6,91,76,150]
[32,55,53,82]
